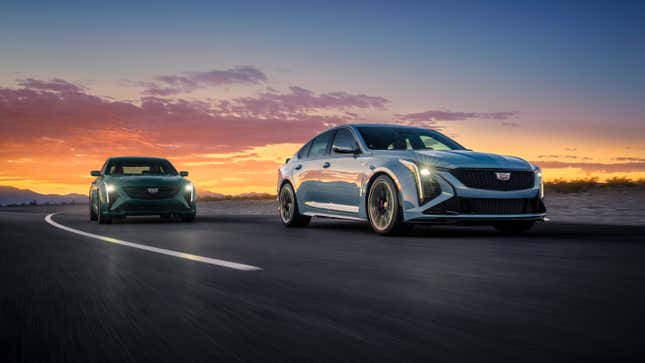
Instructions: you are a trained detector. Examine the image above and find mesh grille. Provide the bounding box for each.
[122,186,180,199]
[451,169,534,191]
[464,198,530,214]
[424,197,544,215]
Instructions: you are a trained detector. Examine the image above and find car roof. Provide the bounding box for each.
[307,123,437,139]
[107,156,170,161]
[345,123,431,130]
[300,123,441,147]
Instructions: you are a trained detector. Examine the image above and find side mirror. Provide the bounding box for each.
[90,170,101,177]
[333,144,360,154]
[180,171,189,177]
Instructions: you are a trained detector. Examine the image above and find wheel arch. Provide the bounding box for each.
[279,177,293,190]
[361,169,404,219]
[278,177,303,211]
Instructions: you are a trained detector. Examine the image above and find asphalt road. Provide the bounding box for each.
[1,206,644,362]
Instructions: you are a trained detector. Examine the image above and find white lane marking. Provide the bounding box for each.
[44,213,262,271]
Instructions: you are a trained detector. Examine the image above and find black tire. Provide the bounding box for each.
[493,220,535,234]
[89,193,98,221]
[278,183,311,227]
[366,175,410,235]
[181,214,196,223]
[97,197,111,224]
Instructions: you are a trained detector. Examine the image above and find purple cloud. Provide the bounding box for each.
[537,154,592,160]
[230,86,389,117]
[143,66,268,96]
[397,109,519,123]
[1,78,376,154]
[17,78,84,94]
[187,66,267,86]
[501,121,520,127]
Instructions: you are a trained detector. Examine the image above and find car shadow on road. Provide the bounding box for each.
[95,213,645,242]
[308,219,645,242]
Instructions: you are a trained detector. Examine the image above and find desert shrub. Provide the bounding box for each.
[603,177,642,187]
[544,178,598,193]
[544,177,645,193]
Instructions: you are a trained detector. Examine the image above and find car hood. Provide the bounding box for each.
[104,175,188,186]
[374,149,534,170]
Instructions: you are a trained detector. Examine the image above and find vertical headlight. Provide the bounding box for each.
[399,160,440,205]
[399,160,424,203]
[184,183,194,202]
[104,183,115,204]
[533,166,544,199]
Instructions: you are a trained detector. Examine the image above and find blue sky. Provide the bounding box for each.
[3,0,643,108]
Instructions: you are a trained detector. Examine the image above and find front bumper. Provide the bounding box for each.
[409,213,547,224]
[402,169,546,224]
[102,192,196,217]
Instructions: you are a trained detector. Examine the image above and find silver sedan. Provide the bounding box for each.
[277,124,546,235]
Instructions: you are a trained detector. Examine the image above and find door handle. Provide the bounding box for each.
[322,162,331,168]
[294,164,302,170]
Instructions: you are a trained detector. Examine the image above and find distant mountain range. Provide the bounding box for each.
[0,186,274,206]
[0,186,86,206]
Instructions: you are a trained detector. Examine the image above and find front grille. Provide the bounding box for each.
[451,169,534,191]
[122,186,180,200]
[424,197,545,215]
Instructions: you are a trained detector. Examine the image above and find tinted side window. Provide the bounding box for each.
[297,141,312,159]
[419,135,452,150]
[332,128,358,152]
[308,131,334,158]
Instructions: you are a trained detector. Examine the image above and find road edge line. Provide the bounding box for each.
[44,213,262,271]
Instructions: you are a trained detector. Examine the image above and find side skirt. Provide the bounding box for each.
[302,211,366,222]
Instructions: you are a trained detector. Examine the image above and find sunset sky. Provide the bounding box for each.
[1,0,644,195]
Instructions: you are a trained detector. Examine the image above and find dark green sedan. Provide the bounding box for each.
[89,157,196,223]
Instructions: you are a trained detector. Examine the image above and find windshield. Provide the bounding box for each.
[357,126,465,151]
[105,159,178,176]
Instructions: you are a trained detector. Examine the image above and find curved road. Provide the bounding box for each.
[1,206,644,362]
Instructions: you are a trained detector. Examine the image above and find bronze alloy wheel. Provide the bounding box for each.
[368,179,396,232]
[367,175,413,235]
[279,183,311,227]
[367,175,411,235]
[279,184,295,224]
